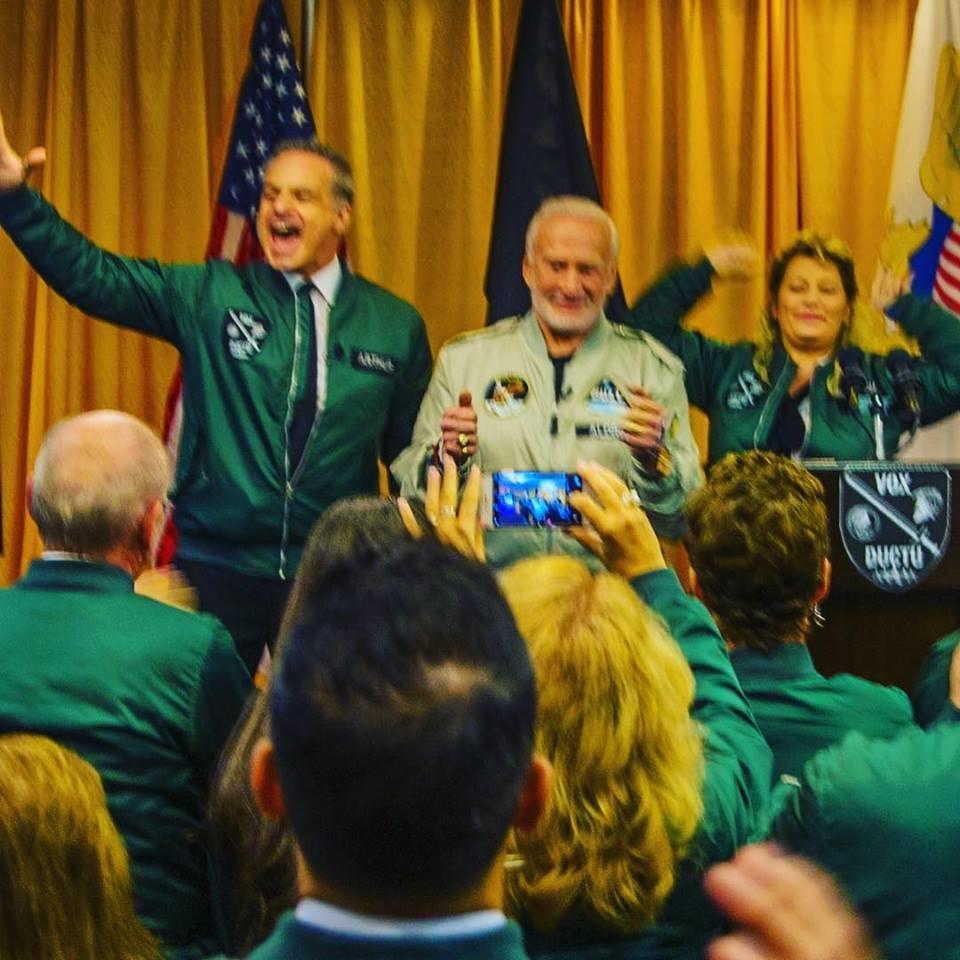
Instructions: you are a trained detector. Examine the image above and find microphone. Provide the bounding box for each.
[886,349,921,417]
[839,347,868,411]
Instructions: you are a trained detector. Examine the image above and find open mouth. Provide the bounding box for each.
[268,221,302,256]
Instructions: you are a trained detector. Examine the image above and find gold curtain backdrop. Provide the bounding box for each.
[0,0,919,584]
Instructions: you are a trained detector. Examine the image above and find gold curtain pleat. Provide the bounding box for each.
[0,0,918,584]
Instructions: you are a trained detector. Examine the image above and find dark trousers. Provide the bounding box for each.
[176,558,291,677]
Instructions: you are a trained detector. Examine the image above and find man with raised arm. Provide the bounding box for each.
[0,112,432,673]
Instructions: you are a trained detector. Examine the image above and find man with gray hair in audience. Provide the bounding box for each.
[0,410,250,960]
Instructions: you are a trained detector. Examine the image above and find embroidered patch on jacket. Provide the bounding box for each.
[724,370,766,410]
[586,378,629,413]
[222,309,270,361]
[484,375,529,417]
[351,349,399,377]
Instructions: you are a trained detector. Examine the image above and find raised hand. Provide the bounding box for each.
[705,844,878,960]
[871,262,911,315]
[0,109,46,192]
[423,455,485,562]
[566,459,666,580]
[706,236,761,281]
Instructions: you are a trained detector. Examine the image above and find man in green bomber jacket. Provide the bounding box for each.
[0,116,432,673]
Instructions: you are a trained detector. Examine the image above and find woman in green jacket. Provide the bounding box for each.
[499,462,771,960]
[628,232,960,464]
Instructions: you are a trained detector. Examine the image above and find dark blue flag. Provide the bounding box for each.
[483,0,626,324]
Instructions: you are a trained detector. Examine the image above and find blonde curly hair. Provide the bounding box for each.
[499,556,704,935]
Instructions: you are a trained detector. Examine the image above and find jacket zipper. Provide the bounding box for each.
[279,288,305,580]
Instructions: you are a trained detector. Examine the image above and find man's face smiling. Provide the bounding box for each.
[256,150,351,277]
[523,213,617,352]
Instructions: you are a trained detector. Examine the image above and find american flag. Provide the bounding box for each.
[931,222,960,315]
[158,0,317,564]
[206,0,317,262]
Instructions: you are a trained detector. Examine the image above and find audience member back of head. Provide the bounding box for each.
[0,734,162,960]
[224,541,548,960]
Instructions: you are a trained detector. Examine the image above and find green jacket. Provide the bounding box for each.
[209,911,529,960]
[0,186,432,578]
[767,720,960,960]
[0,560,251,959]
[524,570,772,960]
[730,643,914,784]
[912,631,960,728]
[626,259,960,465]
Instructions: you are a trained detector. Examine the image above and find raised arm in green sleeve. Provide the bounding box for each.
[631,567,772,860]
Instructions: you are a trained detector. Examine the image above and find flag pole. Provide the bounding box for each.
[301,0,314,87]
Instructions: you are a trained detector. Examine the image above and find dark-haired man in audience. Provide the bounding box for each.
[234,542,550,960]
[0,410,250,959]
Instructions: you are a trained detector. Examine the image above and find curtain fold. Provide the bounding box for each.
[1,0,919,583]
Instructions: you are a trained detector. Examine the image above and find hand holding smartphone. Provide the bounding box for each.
[482,470,583,529]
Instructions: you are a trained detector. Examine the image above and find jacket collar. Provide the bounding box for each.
[729,642,819,681]
[253,257,356,311]
[519,310,611,360]
[20,558,135,594]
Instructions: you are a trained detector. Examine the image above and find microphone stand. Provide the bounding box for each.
[867,382,885,460]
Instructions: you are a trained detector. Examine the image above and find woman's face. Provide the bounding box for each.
[773,255,851,357]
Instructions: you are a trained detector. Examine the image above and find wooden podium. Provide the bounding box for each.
[804,464,960,690]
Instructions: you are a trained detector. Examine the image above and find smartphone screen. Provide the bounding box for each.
[489,471,583,528]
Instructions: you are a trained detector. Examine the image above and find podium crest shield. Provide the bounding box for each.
[839,464,951,592]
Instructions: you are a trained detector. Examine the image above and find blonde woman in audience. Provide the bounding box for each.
[497,460,771,960]
[0,734,162,960]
